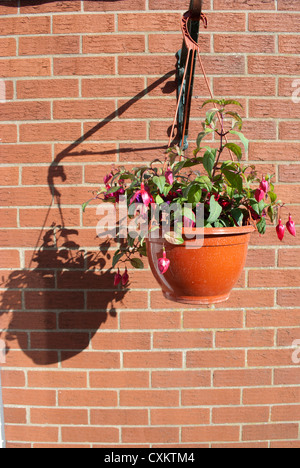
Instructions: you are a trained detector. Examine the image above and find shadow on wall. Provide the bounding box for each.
[0,12,177,363]
[0,226,128,365]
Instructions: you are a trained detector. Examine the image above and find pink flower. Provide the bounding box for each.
[165,166,174,185]
[286,214,296,237]
[158,249,170,275]
[276,219,285,242]
[130,183,154,208]
[122,267,129,286]
[104,173,113,185]
[260,177,269,193]
[114,269,122,287]
[183,216,196,228]
[255,188,265,203]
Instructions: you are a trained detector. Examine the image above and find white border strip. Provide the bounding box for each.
[0,369,6,449]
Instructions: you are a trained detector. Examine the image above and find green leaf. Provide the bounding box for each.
[224,143,243,161]
[207,196,222,224]
[257,217,266,235]
[153,176,166,193]
[231,208,244,226]
[229,130,249,152]
[206,109,218,125]
[164,231,184,245]
[106,185,122,194]
[187,185,202,205]
[183,207,196,222]
[196,131,206,148]
[223,99,243,108]
[155,194,164,205]
[268,191,277,203]
[203,148,217,176]
[201,99,221,108]
[222,168,243,194]
[112,251,124,268]
[195,175,213,192]
[130,258,144,269]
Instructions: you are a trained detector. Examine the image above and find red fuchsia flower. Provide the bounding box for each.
[114,269,122,286]
[276,219,285,242]
[286,214,296,237]
[165,166,174,185]
[260,177,269,193]
[183,216,196,228]
[130,182,154,208]
[158,248,170,275]
[255,188,265,203]
[104,173,113,185]
[121,267,129,286]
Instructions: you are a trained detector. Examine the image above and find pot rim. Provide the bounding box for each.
[183,225,256,236]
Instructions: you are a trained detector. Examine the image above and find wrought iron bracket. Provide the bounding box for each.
[173,0,206,150]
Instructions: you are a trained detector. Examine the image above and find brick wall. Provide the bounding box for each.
[0,0,299,448]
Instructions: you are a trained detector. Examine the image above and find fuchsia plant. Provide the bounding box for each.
[83,99,296,287]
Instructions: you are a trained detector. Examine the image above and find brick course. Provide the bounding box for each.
[0,0,299,449]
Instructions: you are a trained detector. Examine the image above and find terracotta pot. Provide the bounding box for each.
[146,225,255,305]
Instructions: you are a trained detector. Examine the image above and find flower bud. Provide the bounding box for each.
[165,166,174,186]
[122,267,129,286]
[114,269,122,287]
[260,177,269,193]
[276,219,285,242]
[158,249,170,275]
[255,188,265,203]
[286,215,296,237]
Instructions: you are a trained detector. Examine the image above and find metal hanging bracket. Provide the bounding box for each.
[169,0,208,150]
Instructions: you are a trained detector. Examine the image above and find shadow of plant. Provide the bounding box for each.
[0,225,127,365]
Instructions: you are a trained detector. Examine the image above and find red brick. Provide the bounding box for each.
[0,144,52,164]
[123,351,182,369]
[5,425,58,443]
[0,208,17,227]
[215,330,274,348]
[243,387,300,405]
[0,167,19,186]
[90,371,149,388]
[214,76,276,96]
[214,34,275,53]
[62,426,119,443]
[182,389,241,406]
[214,369,272,387]
[249,13,300,32]
[58,390,118,407]
[83,34,145,54]
[214,0,275,9]
[84,0,146,10]
[30,408,88,425]
[17,79,79,99]
[151,370,211,388]
[182,426,240,443]
[0,249,20,268]
[0,16,50,35]
[20,122,81,142]
[0,38,16,57]
[54,56,115,76]
[53,99,116,120]
[91,332,151,350]
[21,1,81,13]
[213,406,269,424]
[0,101,50,121]
[82,77,145,98]
[186,350,245,368]
[53,14,115,34]
[120,390,179,407]
[151,408,210,425]
[243,423,299,441]
[0,58,51,77]
[19,35,80,56]
[122,427,179,444]
[0,124,17,143]
[91,409,148,426]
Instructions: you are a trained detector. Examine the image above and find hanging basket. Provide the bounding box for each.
[146,226,255,305]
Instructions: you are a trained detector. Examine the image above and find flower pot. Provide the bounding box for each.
[146,225,255,305]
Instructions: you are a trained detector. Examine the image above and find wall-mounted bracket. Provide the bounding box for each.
[169,0,207,150]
